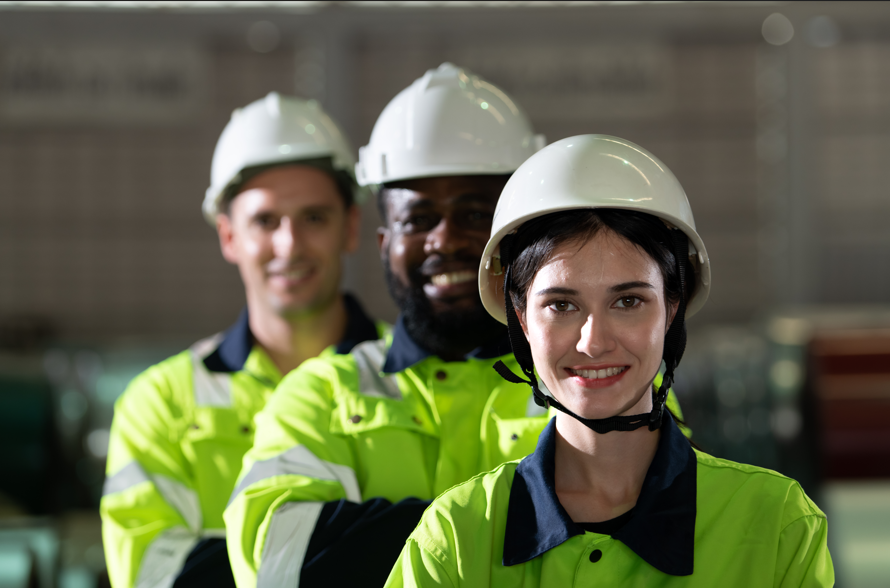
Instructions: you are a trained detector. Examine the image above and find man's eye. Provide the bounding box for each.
[615,296,641,309]
[254,215,278,229]
[460,210,494,229]
[547,301,578,313]
[398,214,439,233]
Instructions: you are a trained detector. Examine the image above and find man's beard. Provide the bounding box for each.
[383,253,506,358]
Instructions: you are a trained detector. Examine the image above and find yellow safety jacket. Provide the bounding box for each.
[386,416,834,588]
[223,317,684,588]
[100,296,383,588]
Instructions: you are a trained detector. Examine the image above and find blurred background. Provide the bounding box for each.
[0,1,888,586]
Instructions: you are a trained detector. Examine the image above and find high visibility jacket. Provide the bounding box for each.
[223,318,684,588]
[386,416,834,588]
[100,297,383,588]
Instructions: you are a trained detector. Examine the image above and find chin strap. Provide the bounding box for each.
[493,230,689,434]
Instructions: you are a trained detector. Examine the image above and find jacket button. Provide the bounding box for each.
[589,549,602,563]
[435,370,447,381]
[510,434,519,441]
[350,414,362,423]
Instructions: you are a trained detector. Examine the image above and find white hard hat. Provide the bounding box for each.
[203,92,361,224]
[355,63,545,187]
[480,134,711,322]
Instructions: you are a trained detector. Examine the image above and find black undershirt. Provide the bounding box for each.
[578,508,635,535]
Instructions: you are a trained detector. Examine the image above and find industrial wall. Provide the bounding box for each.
[1,3,888,343]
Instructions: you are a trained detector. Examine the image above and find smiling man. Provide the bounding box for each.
[100,93,384,588]
[223,64,549,588]
[379,174,513,360]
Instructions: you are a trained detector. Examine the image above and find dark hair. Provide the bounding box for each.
[219,157,355,215]
[507,208,695,317]
[376,186,390,225]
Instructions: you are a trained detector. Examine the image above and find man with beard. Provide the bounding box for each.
[224,65,681,588]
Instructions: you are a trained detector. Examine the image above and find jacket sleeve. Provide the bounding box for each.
[225,360,429,588]
[774,513,835,588]
[224,363,352,588]
[301,497,429,586]
[101,359,203,588]
[384,537,458,588]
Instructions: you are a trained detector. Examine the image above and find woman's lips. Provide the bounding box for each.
[565,366,630,388]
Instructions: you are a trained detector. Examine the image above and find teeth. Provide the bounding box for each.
[571,366,627,379]
[431,271,475,287]
[278,268,310,280]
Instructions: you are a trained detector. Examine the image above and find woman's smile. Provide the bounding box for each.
[565,365,629,388]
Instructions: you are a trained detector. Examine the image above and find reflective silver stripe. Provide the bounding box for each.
[229,445,362,507]
[103,461,202,533]
[352,339,401,400]
[135,527,199,588]
[103,461,151,496]
[257,502,324,588]
[153,474,202,532]
[190,333,232,407]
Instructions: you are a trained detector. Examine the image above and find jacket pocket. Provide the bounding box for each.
[181,407,253,528]
[329,392,435,437]
[486,415,550,468]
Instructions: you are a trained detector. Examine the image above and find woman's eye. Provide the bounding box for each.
[548,301,577,313]
[615,296,641,308]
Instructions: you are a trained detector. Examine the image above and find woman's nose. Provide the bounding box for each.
[577,314,616,357]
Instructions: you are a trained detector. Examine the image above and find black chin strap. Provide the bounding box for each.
[493,230,689,434]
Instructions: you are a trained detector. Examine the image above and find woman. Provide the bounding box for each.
[384,135,833,587]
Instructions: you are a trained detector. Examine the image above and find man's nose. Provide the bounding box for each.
[272,218,300,258]
[423,217,471,257]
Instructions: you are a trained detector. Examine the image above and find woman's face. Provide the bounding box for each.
[520,229,676,420]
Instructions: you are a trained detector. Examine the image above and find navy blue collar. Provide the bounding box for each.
[203,293,378,373]
[503,415,696,576]
[381,315,512,373]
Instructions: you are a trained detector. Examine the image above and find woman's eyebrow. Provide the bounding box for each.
[609,281,655,293]
[534,287,579,297]
[534,282,654,297]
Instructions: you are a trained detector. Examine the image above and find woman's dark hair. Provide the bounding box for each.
[507,208,695,317]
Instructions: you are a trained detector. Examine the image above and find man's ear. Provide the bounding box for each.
[343,205,361,254]
[376,226,389,259]
[217,214,238,265]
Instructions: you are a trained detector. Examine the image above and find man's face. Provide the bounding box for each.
[377,175,507,354]
[218,165,359,319]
